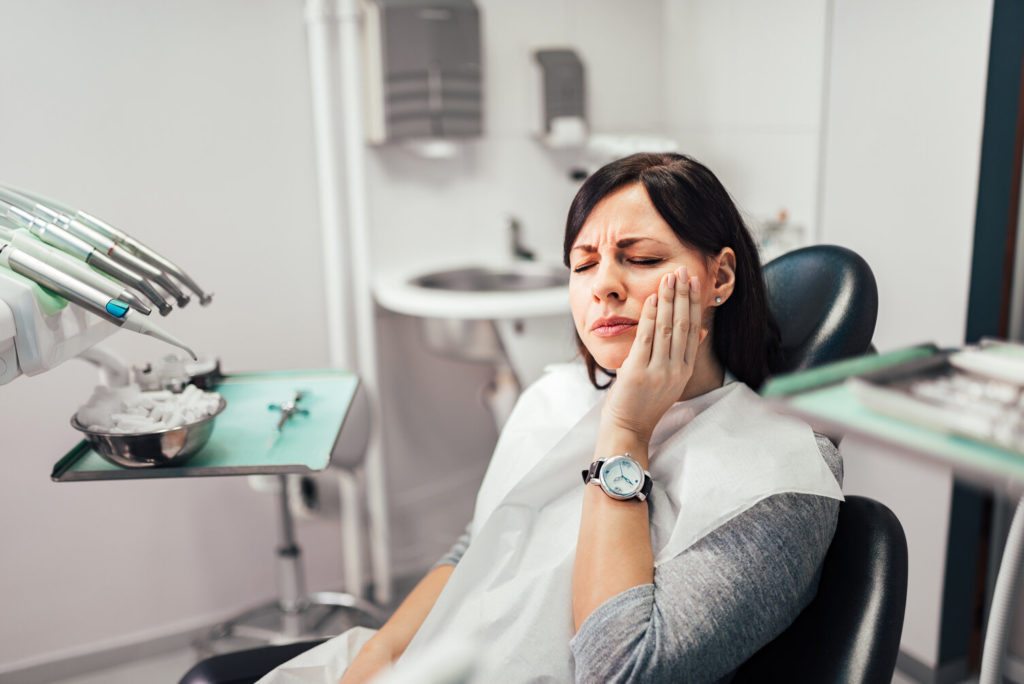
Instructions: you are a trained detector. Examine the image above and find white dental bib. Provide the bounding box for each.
[258,364,843,684]
[398,364,843,682]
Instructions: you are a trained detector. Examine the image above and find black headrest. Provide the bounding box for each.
[763,245,878,374]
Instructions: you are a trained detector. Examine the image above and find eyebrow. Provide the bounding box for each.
[570,237,662,254]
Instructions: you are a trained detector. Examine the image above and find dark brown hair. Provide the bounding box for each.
[563,152,781,390]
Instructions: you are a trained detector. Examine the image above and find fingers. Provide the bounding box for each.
[683,274,704,366]
[625,291,658,368]
[651,269,678,362]
[668,266,690,363]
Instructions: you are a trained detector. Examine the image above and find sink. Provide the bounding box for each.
[373,261,570,321]
[374,260,576,425]
[411,264,569,293]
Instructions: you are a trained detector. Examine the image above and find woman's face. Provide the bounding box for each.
[568,183,718,371]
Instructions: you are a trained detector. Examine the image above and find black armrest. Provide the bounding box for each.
[179,639,327,684]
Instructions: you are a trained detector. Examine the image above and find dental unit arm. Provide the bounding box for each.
[0,186,210,385]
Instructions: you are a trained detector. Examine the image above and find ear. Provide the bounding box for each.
[710,247,736,306]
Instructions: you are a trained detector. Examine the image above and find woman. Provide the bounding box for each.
[265,153,843,684]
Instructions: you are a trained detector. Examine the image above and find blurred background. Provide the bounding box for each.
[0,0,1010,682]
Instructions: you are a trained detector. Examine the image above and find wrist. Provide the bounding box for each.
[594,425,650,467]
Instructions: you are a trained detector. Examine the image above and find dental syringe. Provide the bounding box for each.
[0,241,196,359]
[0,198,173,315]
[0,222,152,315]
[0,187,191,308]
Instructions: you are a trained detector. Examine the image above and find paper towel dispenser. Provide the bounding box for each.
[533,48,587,148]
[363,0,483,144]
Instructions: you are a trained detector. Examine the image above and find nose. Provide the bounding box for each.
[591,261,625,301]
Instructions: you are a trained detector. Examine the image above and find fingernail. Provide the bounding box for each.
[666,273,676,287]
[649,293,658,306]
[690,276,699,292]
[679,266,688,280]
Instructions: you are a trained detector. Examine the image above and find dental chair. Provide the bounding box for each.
[181,244,906,684]
[730,244,907,682]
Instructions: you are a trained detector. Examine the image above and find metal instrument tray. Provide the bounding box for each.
[52,370,359,482]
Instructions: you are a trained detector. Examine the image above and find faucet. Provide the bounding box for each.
[508,215,536,261]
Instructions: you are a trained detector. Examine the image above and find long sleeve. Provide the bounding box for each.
[432,523,473,569]
[569,435,842,684]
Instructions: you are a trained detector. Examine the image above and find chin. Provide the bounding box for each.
[585,339,631,371]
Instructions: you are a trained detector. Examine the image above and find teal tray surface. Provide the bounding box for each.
[52,370,360,482]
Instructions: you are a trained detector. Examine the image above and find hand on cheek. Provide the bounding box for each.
[601,265,708,444]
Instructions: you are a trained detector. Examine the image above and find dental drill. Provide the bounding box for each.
[0,187,191,308]
[0,222,152,315]
[3,186,213,306]
[0,240,197,359]
[0,198,174,315]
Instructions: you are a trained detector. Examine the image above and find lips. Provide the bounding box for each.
[590,316,638,338]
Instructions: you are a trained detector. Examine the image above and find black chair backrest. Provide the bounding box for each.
[763,244,879,374]
[732,495,909,683]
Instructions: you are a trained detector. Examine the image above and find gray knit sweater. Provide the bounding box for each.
[435,434,842,683]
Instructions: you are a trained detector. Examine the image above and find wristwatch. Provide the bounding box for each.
[581,453,653,502]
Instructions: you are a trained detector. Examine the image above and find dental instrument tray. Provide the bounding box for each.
[847,344,1024,455]
[760,341,1024,494]
[52,370,360,482]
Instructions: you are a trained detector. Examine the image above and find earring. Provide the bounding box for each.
[715,296,722,304]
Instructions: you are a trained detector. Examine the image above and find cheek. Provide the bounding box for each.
[634,269,671,302]
[568,285,588,333]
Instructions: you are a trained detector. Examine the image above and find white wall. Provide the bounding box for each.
[0,0,341,672]
[663,0,829,242]
[0,0,999,676]
[0,0,668,673]
[819,0,991,354]
[663,0,994,670]
[365,0,668,578]
[819,0,993,669]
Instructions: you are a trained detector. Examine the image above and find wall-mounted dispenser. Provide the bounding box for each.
[534,48,587,149]
[363,0,483,147]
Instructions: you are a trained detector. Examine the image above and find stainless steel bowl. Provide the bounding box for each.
[70,396,227,468]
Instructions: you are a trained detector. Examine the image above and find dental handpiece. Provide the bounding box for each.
[0,223,152,315]
[0,199,173,315]
[5,186,212,306]
[75,209,212,306]
[0,241,197,360]
[0,187,191,308]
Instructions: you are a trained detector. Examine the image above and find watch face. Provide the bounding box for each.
[599,455,644,498]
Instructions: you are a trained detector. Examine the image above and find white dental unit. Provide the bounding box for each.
[0,185,215,386]
[0,274,115,386]
[0,186,384,655]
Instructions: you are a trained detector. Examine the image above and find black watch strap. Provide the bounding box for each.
[639,473,653,500]
[581,459,603,484]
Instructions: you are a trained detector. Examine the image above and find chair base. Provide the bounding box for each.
[194,591,387,659]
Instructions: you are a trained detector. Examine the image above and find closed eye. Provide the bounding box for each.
[573,257,663,273]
